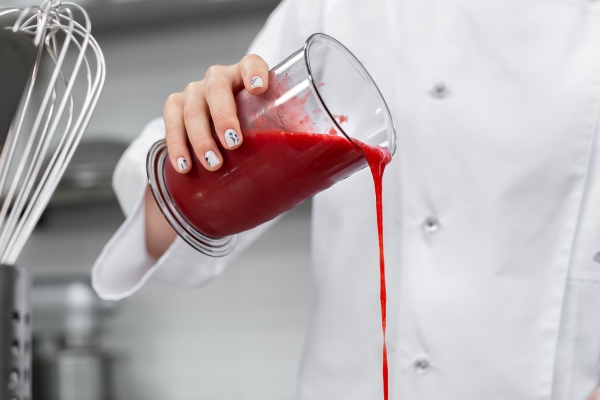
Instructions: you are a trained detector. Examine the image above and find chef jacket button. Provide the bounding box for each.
[7,369,19,390]
[414,357,430,372]
[593,251,600,263]
[10,341,19,356]
[429,83,450,99]
[423,216,440,232]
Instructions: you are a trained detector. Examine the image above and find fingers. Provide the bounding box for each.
[204,65,244,152]
[163,92,193,173]
[182,80,223,171]
[164,55,269,173]
[204,56,268,152]
[164,81,223,173]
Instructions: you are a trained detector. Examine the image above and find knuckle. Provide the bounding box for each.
[165,92,182,106]
[205,65,225,80]
[203,81,221,97]
[211,109,237,127]
[189,135,213,153]
[203,77,229,98]
[164,118,182,135]
[182,104,205,120]
[167,138,186,154]
[240,54,267,74]
[242,53,261,65]
[184,81,201,94]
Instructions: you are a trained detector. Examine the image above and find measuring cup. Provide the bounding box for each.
[147,33,396,257]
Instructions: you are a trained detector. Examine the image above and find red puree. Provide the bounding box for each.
[165,129,366,238]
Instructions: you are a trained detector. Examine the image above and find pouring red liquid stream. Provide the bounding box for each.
[355,140,392,400]
[164,129,392,399]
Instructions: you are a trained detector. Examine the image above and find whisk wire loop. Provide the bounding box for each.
[0,1,106,264]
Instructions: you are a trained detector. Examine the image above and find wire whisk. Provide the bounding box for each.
[0,0,105,265]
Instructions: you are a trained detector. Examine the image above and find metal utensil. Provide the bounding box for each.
[0,1,105,398]
[0,265,30,400]
[0,1,105,263]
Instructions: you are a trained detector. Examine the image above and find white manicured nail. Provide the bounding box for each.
[224,129,240,148]
[177,157,188,171]
[204,150,220,168]
[249,76,264,89]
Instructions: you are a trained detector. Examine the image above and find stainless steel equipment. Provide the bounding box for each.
[0,1,105,398]
[0,266,30,400]
[31,275,118,400]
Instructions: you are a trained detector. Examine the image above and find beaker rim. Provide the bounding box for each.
[303,33,397,156]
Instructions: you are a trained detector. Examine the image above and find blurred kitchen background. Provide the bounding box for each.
[4,1,316,399]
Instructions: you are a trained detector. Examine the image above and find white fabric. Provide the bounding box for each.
[92,0,600,399]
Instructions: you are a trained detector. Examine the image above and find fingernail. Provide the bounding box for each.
[204,150,221,168]
[224,129,240,148]
[249,76,264,89]
[177,157,188,172]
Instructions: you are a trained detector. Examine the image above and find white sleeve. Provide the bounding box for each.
[91,118,275,300]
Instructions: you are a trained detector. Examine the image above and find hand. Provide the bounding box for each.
[144,54,270,259]
[589,387,600,400]
[162,54,269,173]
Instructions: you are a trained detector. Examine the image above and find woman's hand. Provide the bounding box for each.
[144,54,270,259]
[162,54,270,173]
[589,387,600,400]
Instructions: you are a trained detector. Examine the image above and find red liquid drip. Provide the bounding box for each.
[354,140,392,400]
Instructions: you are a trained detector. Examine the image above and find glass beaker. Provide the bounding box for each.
[147,33,396,257]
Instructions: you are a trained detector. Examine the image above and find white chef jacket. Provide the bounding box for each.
[92,0,600,399]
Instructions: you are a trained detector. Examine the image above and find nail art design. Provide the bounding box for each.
[177,157,188,171]
[225,129,240,148]
[249,76,264,89]
[204,150,220,168]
